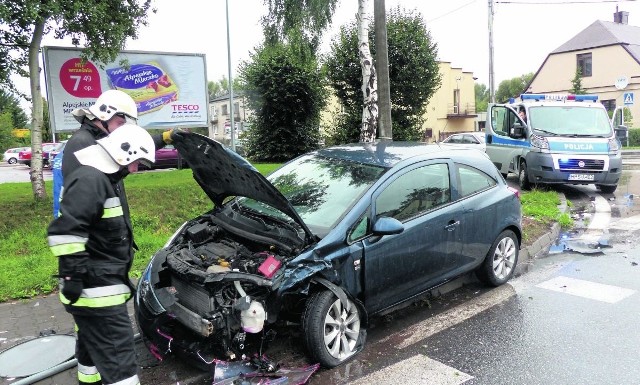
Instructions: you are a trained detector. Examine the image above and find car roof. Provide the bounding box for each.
[315,141,479,168]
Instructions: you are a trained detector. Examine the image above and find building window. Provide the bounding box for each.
[577,53,592,77]
[601,99,616,112]
[221,104,228,115]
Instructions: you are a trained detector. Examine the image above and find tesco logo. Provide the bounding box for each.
[172,104,200,112]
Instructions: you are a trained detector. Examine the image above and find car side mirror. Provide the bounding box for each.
[372,216,404,235]
[510,123,526,139]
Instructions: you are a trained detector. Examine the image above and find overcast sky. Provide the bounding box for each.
[13,0,640,110]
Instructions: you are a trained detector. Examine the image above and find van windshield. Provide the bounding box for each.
[528,106,612,137]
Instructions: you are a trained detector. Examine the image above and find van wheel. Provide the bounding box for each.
[596,184,617,194]
[518,161,531,190]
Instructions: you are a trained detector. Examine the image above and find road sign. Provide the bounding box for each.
[623,92,634,105]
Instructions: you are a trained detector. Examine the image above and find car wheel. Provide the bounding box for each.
[596,184,617,194]
[303,290,363,368]
[476,229,519,287]
[518,161,531,190]
[8,158,17,165]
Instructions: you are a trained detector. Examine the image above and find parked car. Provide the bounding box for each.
[17,143,56,167]
[440,132,486,152]
[3,147,29,164]
[135,133,522,370]
[138,144,187,170]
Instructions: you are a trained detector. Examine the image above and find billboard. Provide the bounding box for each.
[42,46,209,132]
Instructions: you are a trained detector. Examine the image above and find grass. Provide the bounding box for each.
[0,166,562,302]
[520,188,573,244]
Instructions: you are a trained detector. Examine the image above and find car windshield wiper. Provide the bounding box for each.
[532,128,558,136]
[565,133,608,138]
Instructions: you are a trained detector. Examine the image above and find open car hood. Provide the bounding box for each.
[173,133,315,241]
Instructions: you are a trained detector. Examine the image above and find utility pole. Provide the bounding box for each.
[374,0,392,141]
[226,0,236,151]
[488,0,495,103]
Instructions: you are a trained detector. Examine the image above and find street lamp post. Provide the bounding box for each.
[226,0,236,151]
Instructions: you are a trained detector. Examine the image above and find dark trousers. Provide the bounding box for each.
[73,306,139,385]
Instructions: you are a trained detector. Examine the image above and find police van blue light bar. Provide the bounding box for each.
[521,94,598,102]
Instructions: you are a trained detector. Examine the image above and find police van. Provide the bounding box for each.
[485,93,622,193]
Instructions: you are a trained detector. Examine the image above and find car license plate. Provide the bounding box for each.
[568,174,594,181]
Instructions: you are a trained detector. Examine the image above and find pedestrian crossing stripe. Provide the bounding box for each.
[536,276,635,303]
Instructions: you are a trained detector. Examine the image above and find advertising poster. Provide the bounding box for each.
[42,46,209,132]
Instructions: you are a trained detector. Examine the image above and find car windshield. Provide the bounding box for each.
[529,106,612,136]
[236,154,386,236]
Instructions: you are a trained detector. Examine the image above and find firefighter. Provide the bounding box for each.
[47,124,156,385]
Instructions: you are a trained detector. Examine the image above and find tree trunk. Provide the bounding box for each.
[357,0,377,143]
[374,0,392,140]
[29,19,47,201]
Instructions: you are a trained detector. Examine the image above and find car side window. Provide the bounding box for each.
[464,135,478,144]
[491,106,519,137]
[457,164,497,197]
[348,213,370,243]
[375,163,450,222]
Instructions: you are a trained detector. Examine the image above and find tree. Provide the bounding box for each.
[475,83,489,113]
[495,73,534,103]
[262,0,383,143]
[261,0,339,50]
[0,89,28,129]
[0,112,15,149]
[0,0,153,201]
[570,68,587,95]
[208,76,244,99]
[325,7,441,143]
[239,41,325,162]
[357,0,377,142]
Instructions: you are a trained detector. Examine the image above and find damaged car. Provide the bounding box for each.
[134,133,522,369]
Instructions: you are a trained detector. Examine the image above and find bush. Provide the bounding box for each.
[627,128,640,147]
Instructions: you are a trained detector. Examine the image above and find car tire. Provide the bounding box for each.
[8,158,17,165]
[518,161,531,190]
[476,229,519,287]
[302,290,363,368]
[596,184,617,194]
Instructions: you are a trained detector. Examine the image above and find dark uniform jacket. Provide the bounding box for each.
[49,119,164,315]
[48,165,133,315]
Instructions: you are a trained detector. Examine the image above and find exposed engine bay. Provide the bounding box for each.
[144,208,311,363]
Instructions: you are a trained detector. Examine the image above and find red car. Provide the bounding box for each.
[18,143,56,167]
[140,144,188,170]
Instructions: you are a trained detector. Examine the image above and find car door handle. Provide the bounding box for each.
[444,220,460,231]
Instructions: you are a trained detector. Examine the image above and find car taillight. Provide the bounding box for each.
[507,186,521,200]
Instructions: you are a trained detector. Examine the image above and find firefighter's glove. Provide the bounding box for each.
[163,128,186,144]
[62,277,83,304]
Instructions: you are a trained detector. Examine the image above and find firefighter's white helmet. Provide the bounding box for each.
[74,124,155,174]
[72,89,138,123]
